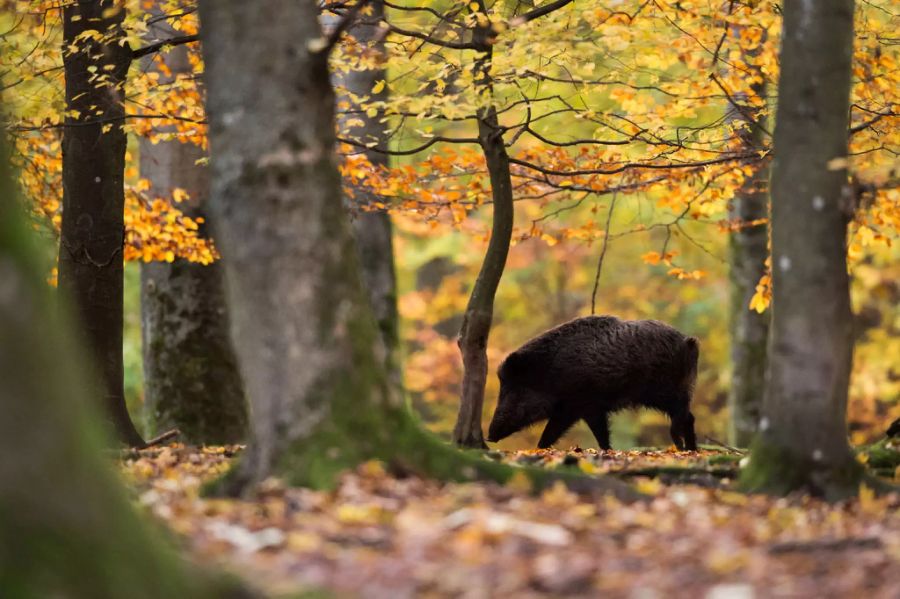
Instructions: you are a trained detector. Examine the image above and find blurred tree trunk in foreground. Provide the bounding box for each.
[199,0,635,500]
[741,0,863,500]
[0,133,246,599]
[139,5,247,444]
[59,0,143,446]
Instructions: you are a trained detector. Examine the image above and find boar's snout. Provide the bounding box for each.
[487,393,518,443]
[486,412,511,443]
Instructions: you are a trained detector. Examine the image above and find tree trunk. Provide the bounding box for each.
[727,70,770,447]
[453,9,514,449]
[198,0,635,501]
[59,0,143,446]
[335,0,400,379]
[740,0,863,500]
[139,10,247,444]
[0,130,247,599]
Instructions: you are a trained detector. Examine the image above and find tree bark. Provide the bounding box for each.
[740,0,863,500]
[453,6,514,449]
[139,10,247,444]
[198,0,636,501]
[0,129,248,599]
[336,0,401,379]
[59,0,143,446]
[727,60,770,447]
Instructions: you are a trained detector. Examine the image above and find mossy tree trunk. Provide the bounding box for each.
[336,0,400,380]
[453,2,515,449]
[727,52,770,447]
[0,132,246,599]
[138,6,247,444]
[198,0,636,501]
[59,0,143,446]
[740,0,862,500]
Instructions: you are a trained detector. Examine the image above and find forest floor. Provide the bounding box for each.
[121,444,900,599]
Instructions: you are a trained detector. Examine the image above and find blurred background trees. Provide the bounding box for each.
[2,0,898,451]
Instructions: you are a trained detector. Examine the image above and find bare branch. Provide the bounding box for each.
[131,34,200,60]
[338,135,480,155]
[591,192,618,315]
[515,0,574,24]
[385,22,477,50]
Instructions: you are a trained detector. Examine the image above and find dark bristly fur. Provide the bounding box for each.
[487,315,699,451]
[887,418,900,438]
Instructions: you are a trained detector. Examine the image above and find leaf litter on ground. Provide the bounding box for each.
[120,444,900,598]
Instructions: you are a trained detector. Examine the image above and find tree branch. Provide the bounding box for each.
[131,34,199,60]
[709,73,772,137]
[385,22,477,50]
[338,135,480,155]
[509,151,761,177]
[515,0,574,24]
[318,0,372,55]
[591,192,618,315]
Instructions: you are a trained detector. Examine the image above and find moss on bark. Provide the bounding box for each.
[739,439,865,501]
[0,136,251,598]
[142,261,247,444]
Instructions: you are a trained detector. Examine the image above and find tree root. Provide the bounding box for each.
[768,536,882,554]
[142,428,181,449]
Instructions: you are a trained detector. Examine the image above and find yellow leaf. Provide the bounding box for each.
[578,459,597,474]
[172,188,189,203]
[336,503,382,524]
[372,79,386,94]
[827,156,849,171]
[858,483,876,513]
[635,477,662,495]
[505,470,533,493]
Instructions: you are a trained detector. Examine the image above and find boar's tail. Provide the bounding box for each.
[682,337,700,393]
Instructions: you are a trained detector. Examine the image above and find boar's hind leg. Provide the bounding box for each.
[585,412,612,450]
[537,408,579,449]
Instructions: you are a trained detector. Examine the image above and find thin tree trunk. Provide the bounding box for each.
[728,67,770,447]
[336,0,400,379]
[741,0,863,500]
[59,0,143,446]
[453,6,514,449]
[198,0,635,501]
[139,10,247,444]
[0,131,248,599]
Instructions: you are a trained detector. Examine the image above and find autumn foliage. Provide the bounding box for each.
[2,0,898,441]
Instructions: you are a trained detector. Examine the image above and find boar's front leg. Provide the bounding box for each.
[585,412,612,450]
[669,410,697,451]
[537,407,579,449]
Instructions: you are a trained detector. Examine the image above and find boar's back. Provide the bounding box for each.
[500,316,696,404]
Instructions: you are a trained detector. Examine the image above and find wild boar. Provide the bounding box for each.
[887,417,900,438]
[486,315,699,450]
